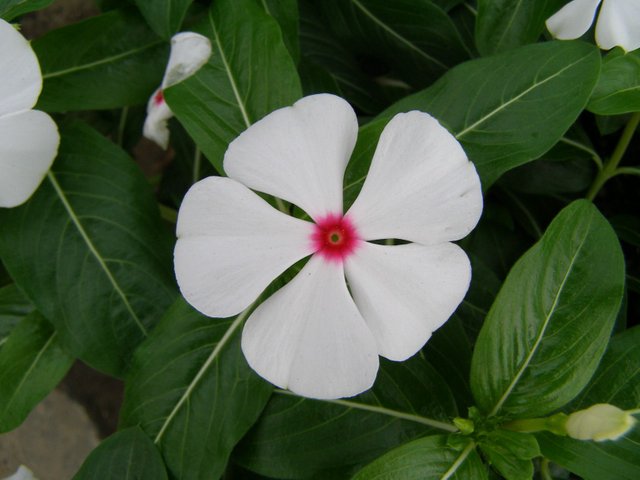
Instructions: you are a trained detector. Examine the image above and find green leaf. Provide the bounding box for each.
[352,436,487,480]
[120,298,272,480]
[316,0,470,88]
[478,430,540,480]
[537,325,640,480]
[0,0,53,20]
[133,0,192,39]
[588,50,640,115]
[165,0,302,173]
[470,200,625,418]
[33,8,167,112]
[475,0,564,55]
[262,0,300,62]
[0,312,73,432]
[0,123,177,376]
[236,357,458,478]
[381,41,601,187]
[73,427,168,480]
[0,284,34,350]
[610,214,640,247]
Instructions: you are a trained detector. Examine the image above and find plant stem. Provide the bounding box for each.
[192,147,202,184]
[586,112,640,201]
[117,107,128,147]
[540,459,553,480]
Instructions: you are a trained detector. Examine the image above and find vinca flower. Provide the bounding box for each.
[143,32,212,149]
[1,466,37,480]
[175,94,483,399]
[0,19,59,208]
[546,0,640,51]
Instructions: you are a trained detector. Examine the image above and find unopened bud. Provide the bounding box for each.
[566,404,636,442]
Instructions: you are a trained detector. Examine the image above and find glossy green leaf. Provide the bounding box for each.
[353,436,487,480]
[120,298,272,480]
[165,0,301,173]
[588,50,640,115]
[470,200,625,418]
[73,427,168,480]
[0,0,53,20]
[0,312,73,432]
[478,430,539,480]
[0,284,34,350]
[236,357,458,478]
[0,123,177,376]
[33,8,167,112]
[381,41,601,187]
[537,327,640,479]
[316,0,470,88]
[475,0,564,55]
[263,0,300,62]
[133,0,192,39]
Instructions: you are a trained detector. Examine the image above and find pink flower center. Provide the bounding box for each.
[311,214,360,263]
[154,90,165,105]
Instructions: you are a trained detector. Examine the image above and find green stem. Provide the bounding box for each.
[612,166,640,178]
[540,459,553,480]
[586,112,640,201]
[159,204,178,223]
[117,106,128,147]
[192,147,202,184]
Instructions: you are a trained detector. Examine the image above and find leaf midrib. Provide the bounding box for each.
[42,41,163,79]
[488,215,592,416]
[46,172,147,337]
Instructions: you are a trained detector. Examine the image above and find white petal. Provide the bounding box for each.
[242,255,379,399]
[545,0,601,40]
[143,88,173,149]
[0,19,42,116]
[161,32,212,88]
[346,111,482,245]
[224,94,358,220]
[0,110,59,208]
[2,465,38,480]
[345,242,471,361]
[596,0,640,51]
[174,176,315,318]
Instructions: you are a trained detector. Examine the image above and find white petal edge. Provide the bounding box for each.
[0,110,59,208]
[345,242,471,361]
[224,94,358,220]
[0,19,42,116]
[241,255,379,399]
[2,466,38,480]
[143,88,173,149]
[174,176,315,318]
[346,111,482,245]
[545,0,601,40]
[596,0,640,51]
[161,32,212,88]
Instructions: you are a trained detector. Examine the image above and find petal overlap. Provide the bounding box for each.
[596,0,640,51]
[175,177,315,318]
[545,0,601,41]
[224,94,358,220]
[345,242,471,361]
[347,111,482,245]
[241,255,379,399]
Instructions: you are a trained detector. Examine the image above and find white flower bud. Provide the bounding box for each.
[566,404,636,442]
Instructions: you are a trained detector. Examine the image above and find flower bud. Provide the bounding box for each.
[566,404,636,442]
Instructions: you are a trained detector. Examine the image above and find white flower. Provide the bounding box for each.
[0,19,59,208]
[566,404,636,441]
[546,0,640,52]
[143,32,212,149]
[2,466,37,480]
[174,94,483,399]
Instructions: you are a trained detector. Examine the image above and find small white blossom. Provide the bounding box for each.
[143,32,212,149]
[0,19,59,208]
[546,0,640,52]
[2,465,38,480]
